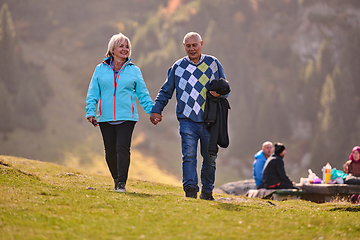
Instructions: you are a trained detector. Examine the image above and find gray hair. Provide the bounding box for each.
[183,32,202,44]
[105,33,132,57]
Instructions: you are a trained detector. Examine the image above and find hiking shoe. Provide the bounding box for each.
[200,191,215,201]
[115,181,126,193]
[185,186,198,199]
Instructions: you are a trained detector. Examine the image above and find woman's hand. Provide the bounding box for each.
[87,116,98,127]
[150,113,162,125]
[343,160,351,174]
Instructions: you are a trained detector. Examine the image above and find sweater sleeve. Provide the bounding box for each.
[215,59,229,98]
[151,66,176,114]
[215,58,226,80]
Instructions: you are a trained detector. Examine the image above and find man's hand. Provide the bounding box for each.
[150,113,162,125]
[209,91,220,97]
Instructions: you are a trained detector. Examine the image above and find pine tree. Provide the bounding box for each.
[0,81,14,135]
[0,3,19,94]
[0,3,51,133]
[0,4,16,136]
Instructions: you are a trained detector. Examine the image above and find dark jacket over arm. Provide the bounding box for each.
[204,78,231,156]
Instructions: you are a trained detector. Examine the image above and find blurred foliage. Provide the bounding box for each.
[1,0,360,181]
[0,3,52,133]
[125,0,360,178]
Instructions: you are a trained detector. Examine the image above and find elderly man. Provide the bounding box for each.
[253,141,274,188]
[150,32,227,200]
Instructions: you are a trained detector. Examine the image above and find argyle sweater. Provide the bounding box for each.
[152,54,226,123]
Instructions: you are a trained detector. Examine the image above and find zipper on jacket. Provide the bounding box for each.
[103,59,131,121]
[114,61,129,120]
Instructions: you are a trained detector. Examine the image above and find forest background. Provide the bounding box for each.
[1,0,360,187]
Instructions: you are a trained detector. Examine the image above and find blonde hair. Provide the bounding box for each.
[105,33,132,57]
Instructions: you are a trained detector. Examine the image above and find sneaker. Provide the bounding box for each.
[200,191,215,201]
[115,181,126,193]
[185,186,198,199]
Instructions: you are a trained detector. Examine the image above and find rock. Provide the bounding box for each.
[216,179,256,196]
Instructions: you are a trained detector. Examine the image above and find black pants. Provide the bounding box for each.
[99,121,136,183]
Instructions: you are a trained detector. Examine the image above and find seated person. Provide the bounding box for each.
[258,143,298,189]
[343,146,360,185]
[253,141,274,189]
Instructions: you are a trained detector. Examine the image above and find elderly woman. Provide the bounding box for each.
[86,33,154,192]
[343,146,360,185]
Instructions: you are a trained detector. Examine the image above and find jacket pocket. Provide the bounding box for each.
[99,96,102,119]
[131,96,134,117]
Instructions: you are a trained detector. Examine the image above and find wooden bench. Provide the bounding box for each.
[245,189,304,201]
[245,184,360,203]
[297,183,360,203]
[220,179,360,203]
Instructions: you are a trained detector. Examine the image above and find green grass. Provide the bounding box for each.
[1,156,360,240]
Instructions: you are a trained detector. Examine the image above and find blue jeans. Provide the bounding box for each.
[179,119,217,193]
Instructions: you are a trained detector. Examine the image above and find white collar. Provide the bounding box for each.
[186,54,205,65]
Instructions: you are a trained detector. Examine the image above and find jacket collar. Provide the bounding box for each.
[103,56,133,66]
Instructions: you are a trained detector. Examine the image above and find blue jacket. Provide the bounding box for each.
[253,150,267,187]
[152,55,226,123]
[86,57,153,122]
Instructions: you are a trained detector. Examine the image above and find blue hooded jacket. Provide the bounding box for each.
[86,57,153,122]
[253,150,267,187]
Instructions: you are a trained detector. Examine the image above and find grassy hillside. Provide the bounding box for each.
[62,132,181,186]
[1,155,360,240]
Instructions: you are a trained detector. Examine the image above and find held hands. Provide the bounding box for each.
[150,113,162,125]
[149,92,218,126]
[87,116,98,127]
